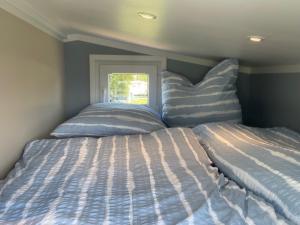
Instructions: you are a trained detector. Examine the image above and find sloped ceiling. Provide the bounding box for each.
[1,0,300,67]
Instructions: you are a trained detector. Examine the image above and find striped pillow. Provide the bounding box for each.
[162,59,242,127]
[51,103,166,137]
[193,122,300,224]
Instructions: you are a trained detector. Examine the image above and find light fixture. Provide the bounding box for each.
[248,35,264,43]
[138,12,157,20]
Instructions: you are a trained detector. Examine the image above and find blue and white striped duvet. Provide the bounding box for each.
[0,128,291,224]
[193,123,300,225]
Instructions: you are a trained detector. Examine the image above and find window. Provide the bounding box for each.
[90,55,166,111]
[108,73,149,105]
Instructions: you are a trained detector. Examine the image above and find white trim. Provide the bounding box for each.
[68,34,217,67]
[90,55,167,69]
[0,0,65,40]
[1,0,300,75]
[89,55,167,110]
[251,64,300,74]
[239,66,252,74]
[66,34,300,75]
[66,34,254,74]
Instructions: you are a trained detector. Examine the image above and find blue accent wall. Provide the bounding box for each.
[64,41,143,118]
[246,73,300,132]
[64,41,299,132]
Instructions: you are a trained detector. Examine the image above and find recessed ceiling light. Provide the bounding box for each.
[138,12,157,20]
[248,35,264,43]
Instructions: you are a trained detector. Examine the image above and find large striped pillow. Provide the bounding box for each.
[162,59,242,127]
[193,122,300,224]
[51,103,166,137]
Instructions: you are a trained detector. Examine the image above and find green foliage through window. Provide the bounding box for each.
[108,73,149,105]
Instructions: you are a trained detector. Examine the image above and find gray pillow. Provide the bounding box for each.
[51,103,166,137]
[161,59,242,127]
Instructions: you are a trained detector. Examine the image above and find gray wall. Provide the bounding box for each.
[64,41,142,118]
[166,59,211,84]
[64,41,228,118]
[64,41,299,132]
[246,73,300,132]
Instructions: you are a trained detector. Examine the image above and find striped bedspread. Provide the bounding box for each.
[193,123,300,225]
[0,128,292,224]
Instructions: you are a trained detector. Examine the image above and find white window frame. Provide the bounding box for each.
[89,55,167,110]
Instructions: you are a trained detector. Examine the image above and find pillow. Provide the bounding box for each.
[193,122,300,224]
[51,103,166,137]
[161,59,242,127]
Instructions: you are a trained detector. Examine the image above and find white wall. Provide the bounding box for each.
[0,8,65,178]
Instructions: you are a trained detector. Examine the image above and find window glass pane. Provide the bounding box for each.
[108,73,149,105]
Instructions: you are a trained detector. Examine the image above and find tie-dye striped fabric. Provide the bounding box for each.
[0,128,291,224]
[51,103,166,137]
[161,59,242,127]
[193,123,300,225]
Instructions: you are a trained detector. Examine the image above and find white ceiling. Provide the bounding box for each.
[3,0,300,66]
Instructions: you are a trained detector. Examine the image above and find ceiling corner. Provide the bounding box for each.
[64,33,218,68]
[0,0,65,40]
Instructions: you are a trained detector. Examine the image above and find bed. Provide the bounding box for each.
[1,59,299,224]
[0,125,297,224]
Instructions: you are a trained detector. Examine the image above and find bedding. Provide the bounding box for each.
[51,103,166,137]
[161,59,242,127]
[0,128,291,224]
[193,123,300,225]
